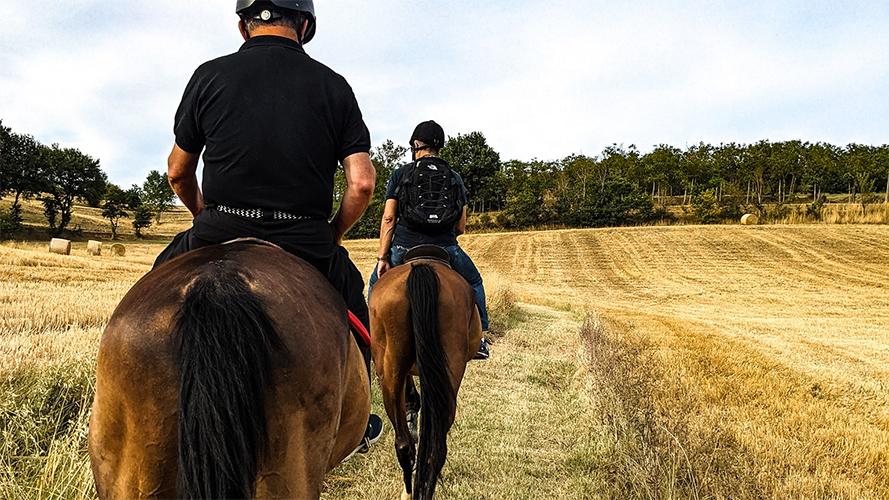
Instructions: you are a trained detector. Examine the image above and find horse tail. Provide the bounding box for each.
[407,263,455,499]
[173,265,283,499]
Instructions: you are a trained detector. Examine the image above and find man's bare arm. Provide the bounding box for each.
[455,206,468,236]
[331,152,375,245]
[375,199,398,276]
[377,199,398,257]
[167,144,204,217]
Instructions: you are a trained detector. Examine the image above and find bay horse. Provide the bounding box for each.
[88,240,369,499]
[369,246,483,500]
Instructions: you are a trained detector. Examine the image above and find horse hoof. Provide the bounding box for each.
[401,487,412,500]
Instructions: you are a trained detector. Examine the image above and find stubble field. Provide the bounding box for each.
[1,223,888,498]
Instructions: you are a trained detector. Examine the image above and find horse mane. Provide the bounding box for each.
[173,261,285,499]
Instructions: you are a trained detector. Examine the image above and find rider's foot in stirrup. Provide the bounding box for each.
[343,414,384,462]
[474,336,490,360]
[358,414,383,453]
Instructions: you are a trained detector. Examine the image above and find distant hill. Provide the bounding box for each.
[0,197,192,242]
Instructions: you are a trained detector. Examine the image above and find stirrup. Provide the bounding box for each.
[341,415,383,463]
[342,436,373,463]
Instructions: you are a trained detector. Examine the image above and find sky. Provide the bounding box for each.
[1,0,888,187]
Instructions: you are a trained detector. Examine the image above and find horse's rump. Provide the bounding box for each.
[89,242,370,499]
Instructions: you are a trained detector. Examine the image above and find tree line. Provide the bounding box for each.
[0,119,176,239]
[4,117,887,240]
[346,134,889,237]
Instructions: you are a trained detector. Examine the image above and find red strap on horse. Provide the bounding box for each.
[348,310,371,347]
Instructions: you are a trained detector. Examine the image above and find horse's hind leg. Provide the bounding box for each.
[405,377,421,443]
[381,368,416,498]
[89,365,178,499]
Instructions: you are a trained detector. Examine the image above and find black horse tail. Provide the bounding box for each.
[173,265,283,499]
[407,263,455,500]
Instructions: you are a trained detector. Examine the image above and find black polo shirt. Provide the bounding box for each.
[174,35,371,219]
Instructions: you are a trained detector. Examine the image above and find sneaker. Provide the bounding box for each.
[360,414,384,452]
[474,337,490,360]
[343,414,384,462]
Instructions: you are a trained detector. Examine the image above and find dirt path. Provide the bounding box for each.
[322,304,604,499]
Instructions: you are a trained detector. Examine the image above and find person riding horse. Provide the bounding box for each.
[368,120,492,359]
[154,0,382,449]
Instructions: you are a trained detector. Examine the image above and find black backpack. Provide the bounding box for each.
[396,158,465,232]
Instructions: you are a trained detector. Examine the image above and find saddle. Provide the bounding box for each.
[221,237,282,249]
[403,245,452,267]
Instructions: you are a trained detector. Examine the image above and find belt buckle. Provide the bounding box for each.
[261,209,276,222]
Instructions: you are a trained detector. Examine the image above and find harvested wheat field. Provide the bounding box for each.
[2,225,888,499]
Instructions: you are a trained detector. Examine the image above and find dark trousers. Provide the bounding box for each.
[154,209,371,373]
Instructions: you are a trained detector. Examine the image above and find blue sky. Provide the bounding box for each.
[1,0,887,187]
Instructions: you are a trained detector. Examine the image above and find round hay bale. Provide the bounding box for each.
[49,238,72,255]
[110,243,127,257]
[87,240,103,256]
[740,214,759,225]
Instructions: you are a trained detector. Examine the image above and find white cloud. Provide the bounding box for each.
[0,0,887,186]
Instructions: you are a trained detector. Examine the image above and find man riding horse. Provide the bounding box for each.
[154,0,382,450]
[369,120,492,359]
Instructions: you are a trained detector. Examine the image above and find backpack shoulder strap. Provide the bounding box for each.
[393,161,419,198]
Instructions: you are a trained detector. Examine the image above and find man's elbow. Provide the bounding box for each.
[167,158,189,187]
[167,171,187,190]
[353,179,375,200]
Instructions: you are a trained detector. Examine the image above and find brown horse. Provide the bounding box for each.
[88,240,369,499]
[369,247,483,500]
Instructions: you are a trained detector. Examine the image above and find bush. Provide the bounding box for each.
[0,207,21,239]
[132,205,153,238]
[502,190,555,228]
[690,189,723,224]
[562,177,657,228]
[806,195,828,220]
[767,203,791,221]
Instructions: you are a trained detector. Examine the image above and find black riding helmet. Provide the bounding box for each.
[236,0,317,43]
[410,120,445,151]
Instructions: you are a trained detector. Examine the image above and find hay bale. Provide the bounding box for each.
[49,238,72,255]
[110,243,127,257]
[740,214,759,225]
[87,240,102,256]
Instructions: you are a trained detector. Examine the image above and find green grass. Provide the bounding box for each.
[322,304,603,499]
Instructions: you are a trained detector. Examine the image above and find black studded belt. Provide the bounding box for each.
[213,204,316,221]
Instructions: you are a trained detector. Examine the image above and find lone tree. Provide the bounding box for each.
[142,170,176,224]
[126,185,153,238]
[132,206,153,239]
[0,127,43,231]
[39,144,107,235]
[102,184,129,240]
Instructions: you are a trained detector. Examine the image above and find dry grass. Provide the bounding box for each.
[461,224,889,498]
[772,202,889,225]
[0,197,192,241]
[2,224,888,498]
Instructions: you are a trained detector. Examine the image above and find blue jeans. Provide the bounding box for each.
[368,244,489,331]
